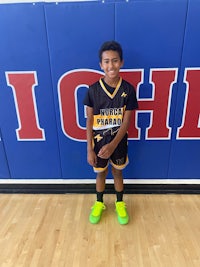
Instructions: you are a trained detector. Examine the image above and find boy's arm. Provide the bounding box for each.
[86,106,97,166]
[98,110,133,159]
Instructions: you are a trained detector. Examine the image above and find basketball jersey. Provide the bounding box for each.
[84,77,138,131]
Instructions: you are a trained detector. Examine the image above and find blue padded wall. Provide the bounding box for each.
[0,1,199,181]
[0,4,61,178]
[115,0,188,179]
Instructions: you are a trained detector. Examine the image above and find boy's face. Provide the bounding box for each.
[100,50,124,81]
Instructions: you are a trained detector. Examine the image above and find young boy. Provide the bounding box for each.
[84,41,138,224]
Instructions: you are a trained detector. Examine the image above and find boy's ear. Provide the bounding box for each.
[99,62,103,70]
[121,59,124,67]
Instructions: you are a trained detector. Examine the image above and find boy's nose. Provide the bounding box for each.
[108,61,114,68]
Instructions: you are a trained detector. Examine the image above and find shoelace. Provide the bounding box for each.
[116,202,127,217]
[92,202,105,216]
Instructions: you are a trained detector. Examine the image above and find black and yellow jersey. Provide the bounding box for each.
[84,77,138,131]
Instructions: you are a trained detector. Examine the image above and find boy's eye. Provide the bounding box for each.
[103,59,119,64]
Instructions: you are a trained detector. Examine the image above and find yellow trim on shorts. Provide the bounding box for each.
[93,162,109,173]
[93,156,129,173]
[110,156,129,170]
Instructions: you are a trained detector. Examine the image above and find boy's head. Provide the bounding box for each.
[99,41,123,62]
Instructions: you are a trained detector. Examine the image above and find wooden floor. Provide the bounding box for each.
[0,194,200,267]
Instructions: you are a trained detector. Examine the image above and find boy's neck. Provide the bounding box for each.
[104,77,120,88]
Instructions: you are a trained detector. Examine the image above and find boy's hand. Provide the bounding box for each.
[87,150,97,167]
[98,143,115,159]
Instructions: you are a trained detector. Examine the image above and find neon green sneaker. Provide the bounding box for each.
[89,201,106,224]
[115,201,129,225]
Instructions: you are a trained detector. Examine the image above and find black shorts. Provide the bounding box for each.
[93,128,129,173]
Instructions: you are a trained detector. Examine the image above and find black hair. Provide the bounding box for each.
[99,41,123,62]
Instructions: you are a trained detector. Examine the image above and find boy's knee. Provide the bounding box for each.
[97,168,108,179]
[111,167,122,178]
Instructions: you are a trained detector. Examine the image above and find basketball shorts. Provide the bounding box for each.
[93,128,129,173]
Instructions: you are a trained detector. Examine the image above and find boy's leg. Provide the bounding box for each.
[112,167,129,225]
[112,167,124,200]
[96,168,108,200]
[89,169,108,224]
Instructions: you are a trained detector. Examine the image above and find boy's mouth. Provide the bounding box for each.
[108,70,115,74]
